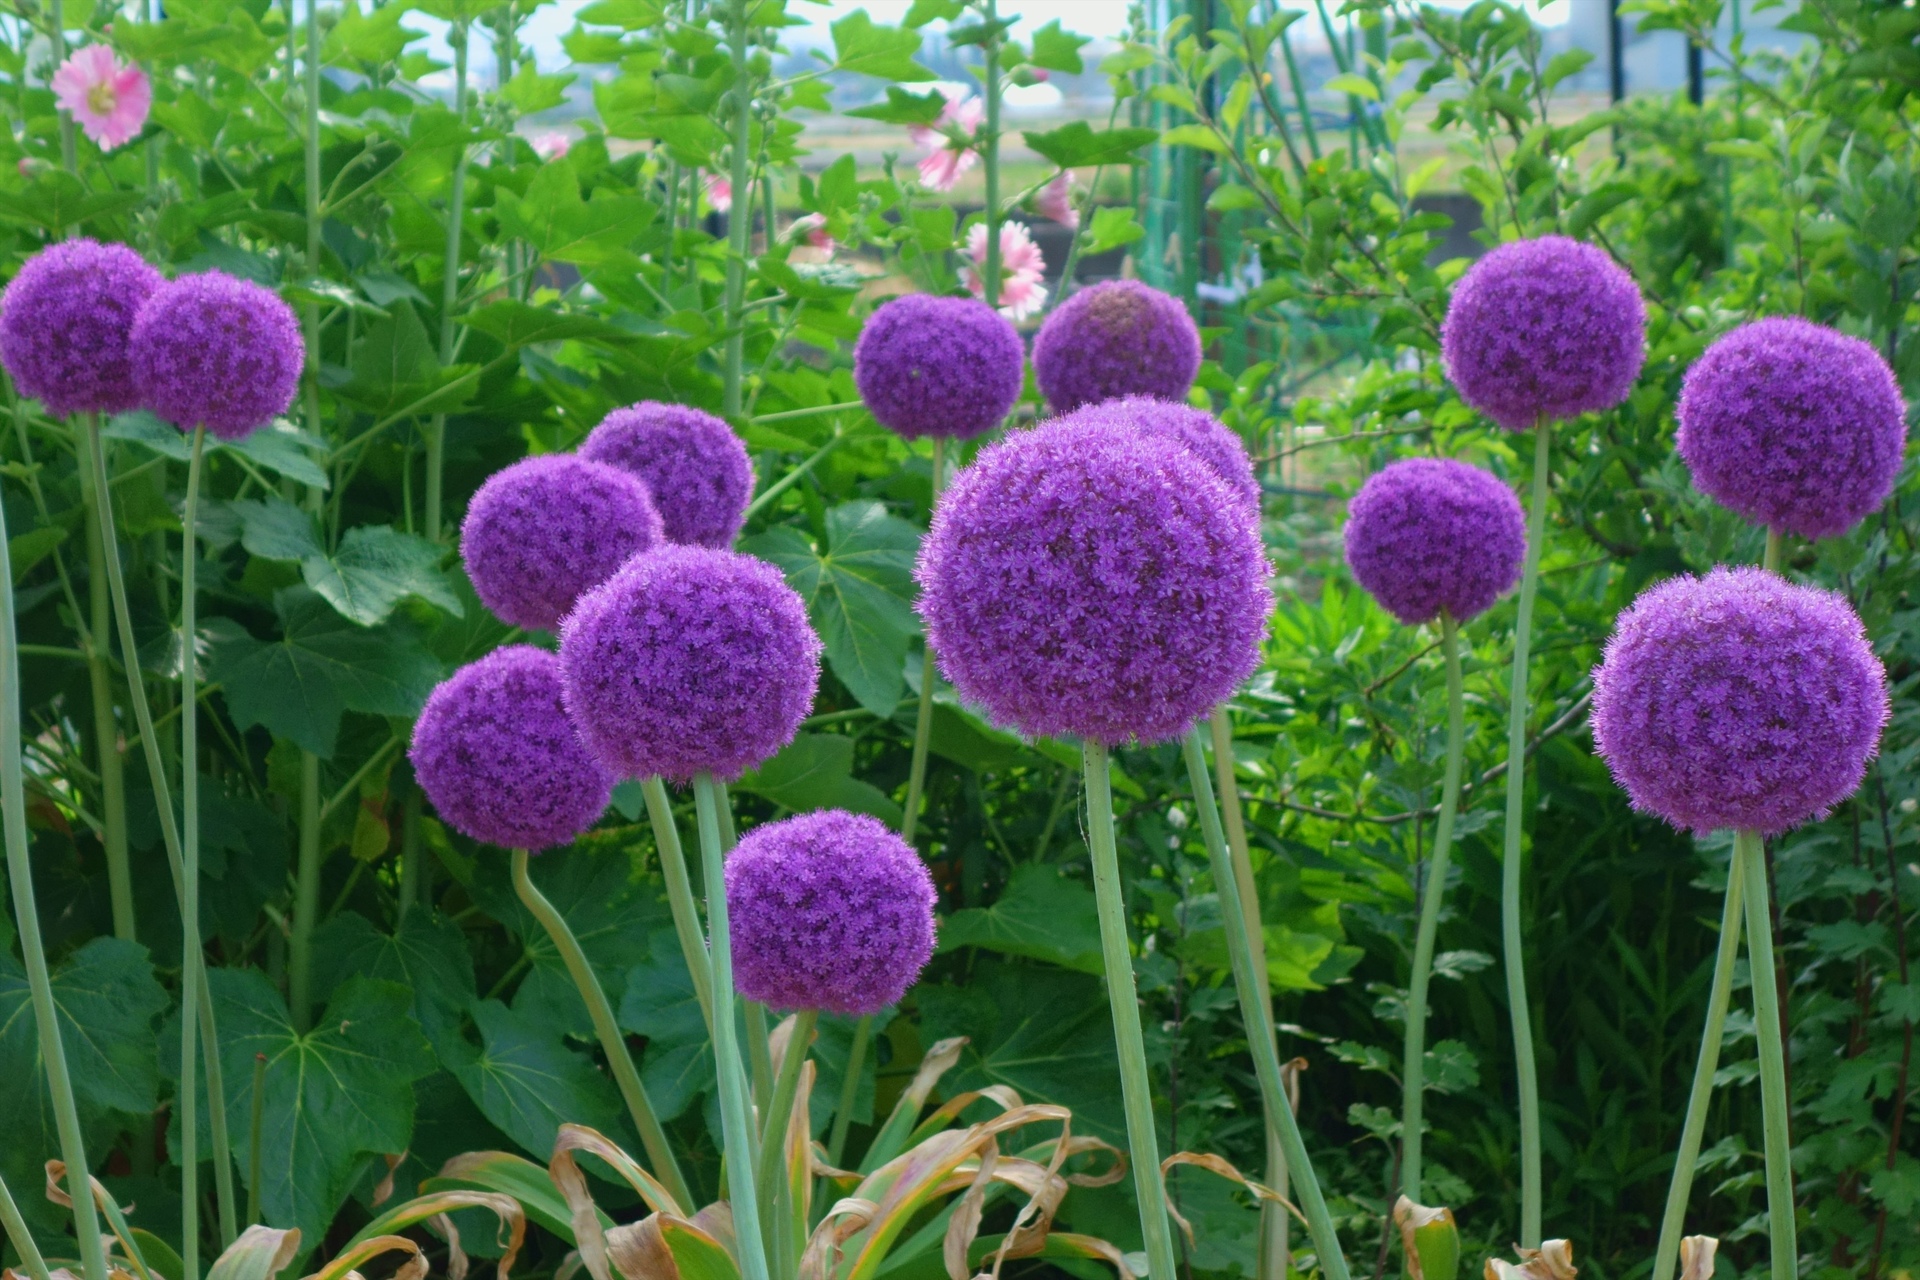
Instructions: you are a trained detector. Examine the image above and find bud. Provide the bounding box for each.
[1395,1198,1460,1280]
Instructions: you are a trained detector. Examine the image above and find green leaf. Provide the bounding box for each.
[302,525,463,627]
[1542,48,1595,91]
[831,11,936,82]
[460,300,636,350]
[734,733,902,824]
[843,86,949,125]
[1424,1039,1480,1094]
[1567,183,1639,237]
[1022,123,1159,168]
[335,301,475,421]
[1029,20,1091,73]
[939,864,1104,973]
[903,0,965,26]
[209,587,444,757]
[229,423,331,491]
[446,999,625,1160]
[494,163,658,268]
[501,63,577,115]
[742,500,921,716]
[1160,124,1230,153]
[1323,72,1381,100]
[309,911,476,1058]
[619,934,715,1121]
[324,0,419,64]
[0,169,143,234]
[9,525,67,584]
[233,498,324,563]
[1084,205,1146,255]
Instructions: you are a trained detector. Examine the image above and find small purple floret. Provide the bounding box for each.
[1344,458,1526,625]
[1441,236,1646,431]
[1031,280,1202,412]
[726,809,937,1016]
[916,419,1271,746]
[460,454,665,633]
[129,269,303,441]
[1591,566,1887,835]
[1676,317,1908,540]
[579,402,754,548]
[853,293,1025,440]
[409,645,614,851]
[0,238,161,417]
[559,545,821,782]
[1056,395,1261,517]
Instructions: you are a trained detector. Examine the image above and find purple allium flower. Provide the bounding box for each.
[1056,395,1261,517]
[559,545,822,782]
[1343,458,1526,625]
[579,402,753,548]
[1440,236,1646,431]
[916,419,1271,746]
[1031,280,1202,413]
[0,238,161,417]
[1676,318,1908,540]
[726,809,937,1015]
[409,645,614,850]
[460,454,665,633]
[852,293,1025,440]
[129,270,303,441]
[1591,566,1888,835]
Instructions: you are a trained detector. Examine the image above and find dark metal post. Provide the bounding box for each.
[1608,0,1625,102]
[1687,38,1704,104]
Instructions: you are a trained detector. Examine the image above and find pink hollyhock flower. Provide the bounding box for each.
[1038,171,1078,229]
[51,45,150,150]
[964,221,1048,322]
[532,132,570,160]
[909,88,984,192]
[704,174,732,213]
[790,213,836,258]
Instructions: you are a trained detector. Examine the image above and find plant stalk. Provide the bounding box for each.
[289,752,323,1033]
[180,427,208,1280]
[247,1052,267,1228]
[510,849,693,1210]
[1765,527,1783,574]
[0,463,109,1280]
[427,18,472,542]
[1651,838,1748,1280]
[1081,740,1179,1280]
[902,436,946,845]
[642,776,713,1033]
[722,0,753,418]
[827,1013,871,1166]
[1742,829,1798,1280]
[981,0,1001,305]
[756,1010,816,1224]
[0,1167,52,1280]
[1501,418,1551,1247]
[75,422,133,943]
[692,776,773,1280]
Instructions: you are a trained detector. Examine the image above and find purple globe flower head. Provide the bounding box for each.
[1676,317,1908,540]
[579,402,754,548]
[0,238,162,417]
[726,809,937,1016]
[1591,566,1888,836]
[409,645,615,850]
[916,418,1272,747]
[1344,457,1526,626]
[559,544,822,782]
[1031,280,1203,413]
[460,454,666,633]
[129,270,304,442]
[1441,235,1646,431]
[1056,395,1261,517]
[853,293,1025,440]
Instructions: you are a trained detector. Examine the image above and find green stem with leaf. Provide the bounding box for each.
[642,776,713,1032]
[1743,829,1797,1280]
[74,424,133,944]
[757,1008,816,1273]
[179,427,208,1280]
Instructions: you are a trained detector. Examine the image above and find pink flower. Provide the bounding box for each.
[1038,171,1078,230]
[964,221,1049,322]
[909,88,984,193]
[51,45,150,151]
[705,174,732,214]
[789,213,836,258]
[532,132,570,161]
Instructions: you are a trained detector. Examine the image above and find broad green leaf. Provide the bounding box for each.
[425,1151,598,1244]
[577,0,667,28]
[938,864,1104,974]
[335,301,475,421]
[638,1040,715,1123]
[1568,182,1639,237]
[302,525,463,626]
[735,733,903,824]
[227,423,330,491]
[461,299,636,349]
[1323,72,1380,100]
[446,999,625,1161]
[618,932,707,1048]
[844,87,948,125]
[233,498,323,562]
[1029,20,1090,73]
[501,64,577,114]
[324,0,419,64]
[902,0,965,26]
[831,11,936,81]
[1161,124,1231,153]
[309,910,476,1058]
[1084,206,1145,254]
[9,525,66,584]
[1022,123,1158,168]
[660,1218,741,1280]
[0,169,143,233]
[494,163,658,268]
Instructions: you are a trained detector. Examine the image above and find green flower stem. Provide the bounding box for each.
[1742,829,1798,1280]
[722,0,753,419]
[747,1001,775,1117]
[1401,613,1465,1204]
[741,429,847,524]
[74,424,133,944]
[1183,728,1352,1280]
[642,776,713,1033]
[510,848,694,1212]
[826,1013,871,1166]
[80,417,236,1245]
[756,1009,816,1224]
[180,427,209,1280]
[1765,528,1784,574]
[1651,837,1749,1280]
[902,435,947,846]
[0,1167,52,1280]
[398,789,422,918]
[247,1051,267,1228]
[1501,418,1552,1247]
[691,776,773,1280]
[289,753,323,1033]
[1081,740,1179,1280]
[980,0,1001,304]
[427,16,472,543]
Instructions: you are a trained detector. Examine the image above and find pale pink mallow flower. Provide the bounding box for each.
[789,213,836,258]
[52,45,151,150]
[1038,171,1078,229]
[704,174,732,214]
[965,221,1048,322]
[532,132,571,160]
[909,88,985,192]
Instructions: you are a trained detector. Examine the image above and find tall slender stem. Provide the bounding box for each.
[427,18,471,542]
[827,1014,871,1166]
[1742,829,1798,1280]
[289,753,322,1032]
[0,462,109,1280]
[1651,838,1748,1280]
[980,0,1001,305]
[902,437,946,845]
[756,1010,816,1220]
[1765,527,1783,574]
[1183,728,1351,1280]
[75,423,133,943]
[1501,419,1551,1247]
[510,849,694,1210]
[48,0,74,171]
[692,776,773,1280]
[1275,8,1321,161]
[643,777,714,1032]
[1401,614,1464,1203]
[1081,741,1179,1280]
[398,789,422,918]
[247,1052,267,1229]
[0,1167,52,1280]
[722,0,753,419]
[180,427,209,1280]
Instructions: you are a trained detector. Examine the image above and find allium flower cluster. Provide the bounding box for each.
[1,239,161,417]
[726,809,937,1016]
[1591,566,1888,835]
[1032,280,1202,412]
[964,222,1048,321]
[1441,236,1646,431]
[130,270,304,441]
[580,402,754,548]
[460,454,664,633]
[909,88,984,192]
[853,294,1025,441]
[1057,396,1261,517]
[1343,458,1526,626]
[559,545,822,782]
[1676,317,1908,540]
[409,646,615,851]
[52,46,150,150]
[917,419,1271,746]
